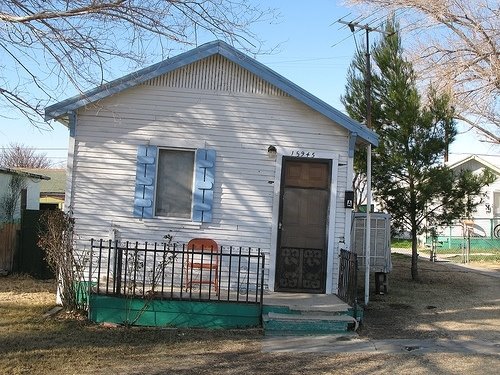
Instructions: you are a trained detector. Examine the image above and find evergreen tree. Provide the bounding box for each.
[342,19,495,280]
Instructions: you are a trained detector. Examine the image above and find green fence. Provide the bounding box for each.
[426,218,500,252]
[429,237,500,253]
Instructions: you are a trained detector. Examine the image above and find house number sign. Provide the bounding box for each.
[290,150,316,158]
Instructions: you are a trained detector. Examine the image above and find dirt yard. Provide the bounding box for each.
[359,254,500,343]
[0,254,499,375]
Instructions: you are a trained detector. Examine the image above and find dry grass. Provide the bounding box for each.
[0,255,499,375]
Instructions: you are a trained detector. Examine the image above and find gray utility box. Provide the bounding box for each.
[351,213,392,274]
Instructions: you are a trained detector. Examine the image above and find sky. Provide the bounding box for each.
[0,0,498,167]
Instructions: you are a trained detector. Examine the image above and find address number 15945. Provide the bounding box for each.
[290,150,315,158]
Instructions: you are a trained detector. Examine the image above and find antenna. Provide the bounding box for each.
[337,18,388,307]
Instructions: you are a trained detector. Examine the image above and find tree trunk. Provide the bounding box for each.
[411,226,419,281]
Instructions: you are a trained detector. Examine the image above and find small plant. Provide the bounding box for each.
[38,210,87,311]
[123,233,177,326]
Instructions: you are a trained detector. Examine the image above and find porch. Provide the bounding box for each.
[83,239,359,333]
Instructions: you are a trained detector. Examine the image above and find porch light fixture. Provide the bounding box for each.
[267,145,277,157]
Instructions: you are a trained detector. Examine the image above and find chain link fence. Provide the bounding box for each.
[424,217,500,263]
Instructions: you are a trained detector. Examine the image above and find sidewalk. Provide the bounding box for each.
[262,335,500,354]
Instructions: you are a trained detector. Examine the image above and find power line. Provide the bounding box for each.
[0,147,67,151]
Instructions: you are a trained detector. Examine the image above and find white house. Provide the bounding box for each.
[0,167,49,222]
[442,154,500,239]
[45,40,378,296]
[0,167,49,274]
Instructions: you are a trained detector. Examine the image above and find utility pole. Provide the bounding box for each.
[338,19,385,306]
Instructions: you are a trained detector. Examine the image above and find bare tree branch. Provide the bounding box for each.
[0,1,277,127]
[344,0,500,143]
[0,142,53,168]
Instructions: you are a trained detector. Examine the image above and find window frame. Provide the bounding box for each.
[154,147,196,219]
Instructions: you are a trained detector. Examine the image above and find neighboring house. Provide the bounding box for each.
[446,155,500,237]
[0,167,50,222]
[0,168,49,274]
[427,154,500,249]
[22,169,66,210]
[45,40,377,316]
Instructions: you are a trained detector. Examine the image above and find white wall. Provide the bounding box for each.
[440,157,500,237]
[68,56,352,291]
[0,172,41,222]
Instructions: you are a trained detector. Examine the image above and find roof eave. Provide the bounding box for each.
[448,154,500,175]
[0,167,51,180]
[44,42,222,121]
[44,40,378,146]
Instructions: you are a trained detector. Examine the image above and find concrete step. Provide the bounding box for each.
[262,311,359,336]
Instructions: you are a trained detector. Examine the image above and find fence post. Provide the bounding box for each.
[115,243,122,295]
[259,251,265,320]
[88,239,94,319]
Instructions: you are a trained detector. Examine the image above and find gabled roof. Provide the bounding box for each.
[45,40,378,146]
[447,154,500,175]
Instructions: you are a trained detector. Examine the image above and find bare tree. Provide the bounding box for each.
[0,1,276,127]
[0,143,52,168]
[344,0,499,144]
[38,210,85,311]
[353,172,367,211]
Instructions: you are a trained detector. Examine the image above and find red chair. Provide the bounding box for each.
[184,238,219,295]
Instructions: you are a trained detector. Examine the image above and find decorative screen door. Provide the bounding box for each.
[275,158,331,293]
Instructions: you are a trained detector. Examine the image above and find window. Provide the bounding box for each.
[494,192,500,217]
[155,149,194,218]
[134,145,216,222]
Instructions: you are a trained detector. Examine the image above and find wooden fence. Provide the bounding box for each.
[0,222,20,273]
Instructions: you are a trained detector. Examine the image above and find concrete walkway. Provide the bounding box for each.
[262,335,500,354]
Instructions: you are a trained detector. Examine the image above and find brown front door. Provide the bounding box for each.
[275,158,331,293]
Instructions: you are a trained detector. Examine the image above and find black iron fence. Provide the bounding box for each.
[337,248,358,307]
[89,239,265,304]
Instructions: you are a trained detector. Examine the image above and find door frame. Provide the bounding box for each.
[268,147,339,294]
[275,157,331,293]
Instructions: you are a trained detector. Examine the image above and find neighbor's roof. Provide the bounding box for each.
[20,169,66,193]
[45,40,378,146]
[447,154,500,175]
[0,167,50,181]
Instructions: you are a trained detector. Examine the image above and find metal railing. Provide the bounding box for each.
[89,239,265,305]
[337,249,358,308]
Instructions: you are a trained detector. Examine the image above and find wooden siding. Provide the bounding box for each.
[144,55,288,97]
[73,63,350,291]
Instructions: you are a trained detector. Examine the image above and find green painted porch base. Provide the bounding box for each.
[89,295,261,329]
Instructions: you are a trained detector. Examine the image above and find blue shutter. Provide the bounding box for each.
[193,149,216,223]
[133,145,157,218]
